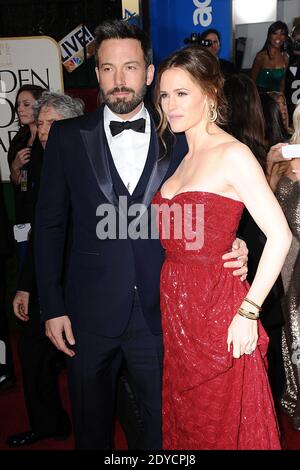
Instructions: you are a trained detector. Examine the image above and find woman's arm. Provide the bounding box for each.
[224,142,292,357]
[226,142,291,305]
[250,53,263,83]
[280,53,290,93]
[265,143,290,190]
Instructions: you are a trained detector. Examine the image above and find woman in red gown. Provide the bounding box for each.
[152,46,292,450]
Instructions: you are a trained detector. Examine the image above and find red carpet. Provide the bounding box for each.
[1,330,300,450]
[0,330,127,451]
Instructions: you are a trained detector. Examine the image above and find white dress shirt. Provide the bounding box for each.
[104,104,151,195]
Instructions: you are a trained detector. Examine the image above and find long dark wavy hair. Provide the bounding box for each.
[260,92,290,147]
[8,85,45,167]
[223,74,266,170]
[154,45,227,142]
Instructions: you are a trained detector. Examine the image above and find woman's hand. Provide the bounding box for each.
[10,147,31,185]
[227,313,258,358]
[266,142,290,164]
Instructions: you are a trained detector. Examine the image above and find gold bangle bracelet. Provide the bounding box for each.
[238,308,259,321]
[239,307,260,319]
[244,297,262,312]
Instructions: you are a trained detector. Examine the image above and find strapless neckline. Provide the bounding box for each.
[158,190,244,206]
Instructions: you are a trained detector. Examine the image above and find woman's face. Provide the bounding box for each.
[275,95,289,128]
[269,29,286,49]
[159,67,208,134]
[16,91,36,125]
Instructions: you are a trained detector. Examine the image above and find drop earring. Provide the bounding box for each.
[207,102,217,122]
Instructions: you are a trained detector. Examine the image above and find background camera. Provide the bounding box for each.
[184,33,212,47]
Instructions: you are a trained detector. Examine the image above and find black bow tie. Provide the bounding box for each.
[109,118,146,137]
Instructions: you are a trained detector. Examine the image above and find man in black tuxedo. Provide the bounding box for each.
[35,20,248,450]
[0,180,15,391]
[6,92,84,447]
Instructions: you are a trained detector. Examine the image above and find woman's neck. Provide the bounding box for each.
[185,122,217,156]
[268,45,283,60]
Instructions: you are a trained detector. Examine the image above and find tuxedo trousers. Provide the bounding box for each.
[0,257,15,378]
[66,290,163,449]
[18,295,71,435]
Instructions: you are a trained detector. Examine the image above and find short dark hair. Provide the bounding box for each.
[94,19,153,68]
[200,28,221,43]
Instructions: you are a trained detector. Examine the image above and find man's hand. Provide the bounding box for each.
[45,316,76,357]
[222,238,248,281]
[13,290,30,321]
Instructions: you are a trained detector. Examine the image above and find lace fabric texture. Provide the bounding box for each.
[276,177,300,427]
[153,190,281,450]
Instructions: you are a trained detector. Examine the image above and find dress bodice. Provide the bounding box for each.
[256,67,285,92]
[153,190,244,258]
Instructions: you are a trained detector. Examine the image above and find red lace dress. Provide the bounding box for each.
[153,191,281,450]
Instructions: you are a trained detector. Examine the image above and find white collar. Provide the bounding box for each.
[104,103,147,125]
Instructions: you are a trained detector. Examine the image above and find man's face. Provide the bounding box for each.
[37,106,64,148]
[204,33,220,57]
[293,33,300,56]
[95,38,154,119]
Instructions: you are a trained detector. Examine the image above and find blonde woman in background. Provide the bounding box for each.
[274,102,300,430]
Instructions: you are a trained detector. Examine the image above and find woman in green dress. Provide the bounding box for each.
[251,21,289,93]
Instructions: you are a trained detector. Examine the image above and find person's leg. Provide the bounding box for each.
[66,328,120,449]
[0,256,16,388]
[121,292,163,450]
[116,361,144,449]
[17,295,71,436]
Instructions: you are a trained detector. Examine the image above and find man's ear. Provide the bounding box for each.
[146,64,155,86]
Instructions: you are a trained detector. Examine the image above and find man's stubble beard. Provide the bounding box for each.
[99,82,147,115]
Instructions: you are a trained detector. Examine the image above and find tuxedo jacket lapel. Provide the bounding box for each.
[141,136,169,208]
[80,106,174,222]
[80,108,119,209]
[135,113,173,225]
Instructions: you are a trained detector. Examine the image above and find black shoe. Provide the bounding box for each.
[6,429,71,447]
[0,373,16,391]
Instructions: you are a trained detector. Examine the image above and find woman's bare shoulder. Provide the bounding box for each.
[255,50,267,62]
[213,129,241,148]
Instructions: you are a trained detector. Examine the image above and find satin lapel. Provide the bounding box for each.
[135,116,171,225]
[80,116,119,209]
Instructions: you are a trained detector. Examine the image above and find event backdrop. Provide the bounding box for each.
[150,0,232,65]
[0,36,63,181]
